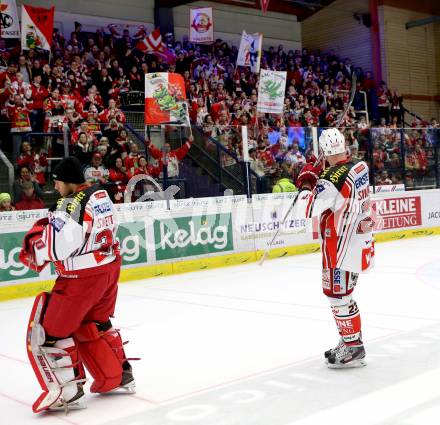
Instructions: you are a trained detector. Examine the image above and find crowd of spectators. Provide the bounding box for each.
[0,22,438,209]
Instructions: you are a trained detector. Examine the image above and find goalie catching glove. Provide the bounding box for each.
[19,218,50,273]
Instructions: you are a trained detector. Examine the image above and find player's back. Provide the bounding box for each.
[43,184,120,274]
[317,159,374,272]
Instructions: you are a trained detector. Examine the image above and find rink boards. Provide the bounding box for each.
[0,189,439,301]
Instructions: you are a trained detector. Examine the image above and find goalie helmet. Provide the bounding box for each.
[319,128,346,156]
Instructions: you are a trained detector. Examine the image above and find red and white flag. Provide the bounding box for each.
[145,72,187,125]
[136,28,176,63]
[260,0,270,14]
[21,4,54,51]
[0,0,20,38]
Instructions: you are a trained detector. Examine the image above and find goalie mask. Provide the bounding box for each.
[319,128,346,156]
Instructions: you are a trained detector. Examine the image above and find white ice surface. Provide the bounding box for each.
[1,236,440,425]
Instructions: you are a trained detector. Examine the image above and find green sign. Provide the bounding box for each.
[0,231,39,282]
[117,222,147,265]
[153,213,233,261]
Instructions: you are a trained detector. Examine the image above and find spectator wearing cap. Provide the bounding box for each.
[84,153,109,184]
[0,193,14,212]
[14,180,45,210]
[13,165,44,204]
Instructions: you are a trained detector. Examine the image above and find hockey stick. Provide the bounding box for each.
[258,194,300,265]
[259,73,357,266]
[335,72,357,129]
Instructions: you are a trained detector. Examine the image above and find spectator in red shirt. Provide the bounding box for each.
[132,156,162,179]
[124,142,141,174]
[7,94,33,161]
[109,157,129,203]
[377,81,391,124]
[30,74,49,132]
[71,120,97,146]
[414,144,427,173]
[147,136,192,178]
[372,142,388,171]
[14,180,45,210]
[16,141,48,186]
[99,98,126,129]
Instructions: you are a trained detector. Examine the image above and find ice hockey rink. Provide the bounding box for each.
[1,235,440,425]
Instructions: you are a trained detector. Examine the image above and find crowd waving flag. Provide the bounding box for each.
[237,30,262,74]
[257,69,287,114]
[189,7,214,44]
[0,0,20,38]
[144,73,187,125]
[136,28,176,63]
[21,4,54,51]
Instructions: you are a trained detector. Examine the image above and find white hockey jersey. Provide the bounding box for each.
[295,160,375,273]
[33,184,119,276]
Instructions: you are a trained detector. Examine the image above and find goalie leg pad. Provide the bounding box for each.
[74,321,129,393]
[328,295,362,345]
[27,292,86,413]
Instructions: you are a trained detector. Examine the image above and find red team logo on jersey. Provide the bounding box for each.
[372,196,421,230]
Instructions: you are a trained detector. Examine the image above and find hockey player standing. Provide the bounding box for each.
[295,128,375,368]
[19,157,135,413]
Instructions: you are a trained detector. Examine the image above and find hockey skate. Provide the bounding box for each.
[324,337,344,359]
[326,342,366,369]
[105,363,136,394]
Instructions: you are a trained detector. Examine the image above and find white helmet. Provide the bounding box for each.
[319,128,346,156]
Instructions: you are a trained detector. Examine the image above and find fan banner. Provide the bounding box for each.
[189,7,214,44]
[0,0,20,38]
[257,69,287,114]
[144,73,187,125]
[21,4,54,51]
[237,30,262,73]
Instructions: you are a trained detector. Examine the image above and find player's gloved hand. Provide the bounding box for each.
[20,218,49,272]
[19,249,47,273]
[296,163,322,191]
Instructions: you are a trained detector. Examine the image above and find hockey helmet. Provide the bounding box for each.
[319,128,346,156]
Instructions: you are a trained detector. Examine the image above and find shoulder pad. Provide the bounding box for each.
[320,162,355,191]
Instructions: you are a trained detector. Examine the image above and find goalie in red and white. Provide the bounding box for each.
[294,128,375,368]
[20,157,136,413]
